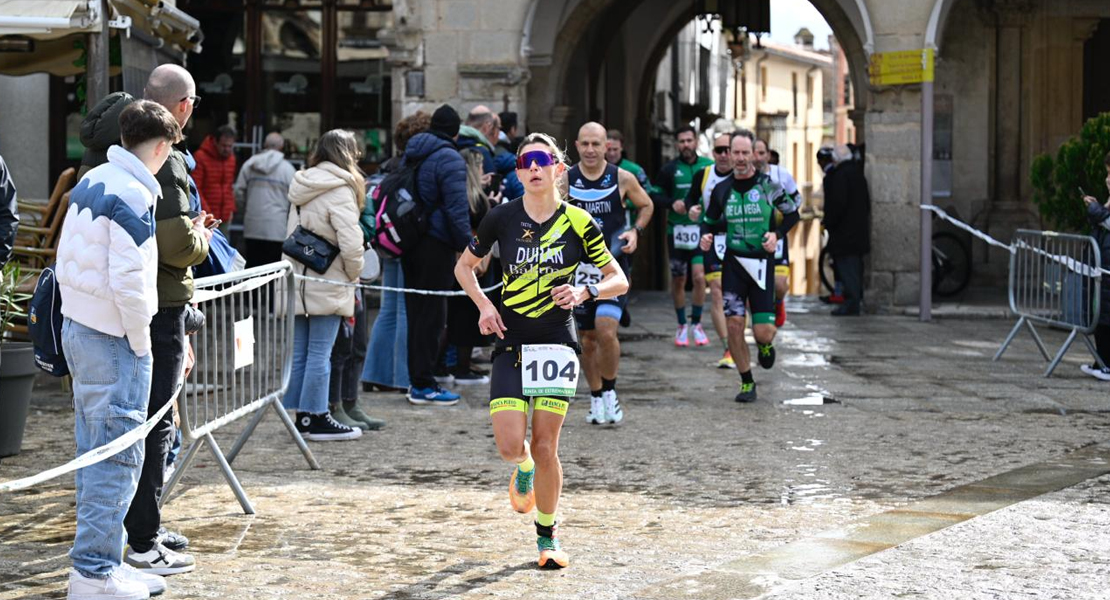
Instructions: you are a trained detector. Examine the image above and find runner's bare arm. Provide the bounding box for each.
[455,249,506,339]
[551,258,629,309]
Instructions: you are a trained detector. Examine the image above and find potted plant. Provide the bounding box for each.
[0,261,36,461]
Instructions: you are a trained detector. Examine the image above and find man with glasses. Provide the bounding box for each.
[121,64,214,580]
[655,125,714,348]
[683,132,735,368]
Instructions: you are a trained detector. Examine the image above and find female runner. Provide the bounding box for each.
[454,132,628,568]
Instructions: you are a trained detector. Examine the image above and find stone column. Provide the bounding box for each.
[864,87,924,306]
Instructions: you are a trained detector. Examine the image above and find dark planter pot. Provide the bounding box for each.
[0,342,36,459]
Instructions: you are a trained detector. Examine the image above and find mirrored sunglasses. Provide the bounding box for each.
[516,150,556,170]
[713,146,730,155]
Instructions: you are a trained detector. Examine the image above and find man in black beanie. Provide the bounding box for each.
[400,105,471,405]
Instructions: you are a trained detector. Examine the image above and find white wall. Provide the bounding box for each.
[0,74,51,199]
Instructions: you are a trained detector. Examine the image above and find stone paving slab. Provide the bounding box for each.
[0,293,1108,599]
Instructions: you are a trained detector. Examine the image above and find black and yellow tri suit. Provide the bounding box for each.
[468,199,612,413]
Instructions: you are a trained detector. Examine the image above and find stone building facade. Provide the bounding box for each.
[384,0,1110,305]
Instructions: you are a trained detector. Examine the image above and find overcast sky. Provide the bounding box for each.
[765,0,834,50]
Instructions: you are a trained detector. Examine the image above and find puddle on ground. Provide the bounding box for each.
[782,353,831,368]
[783,384,840,406]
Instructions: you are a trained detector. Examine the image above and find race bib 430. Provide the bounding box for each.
[673,224,700,250]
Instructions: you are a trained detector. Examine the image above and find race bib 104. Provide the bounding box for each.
[521,344,579,397]
[673,224,700,250]
[574,263,603,287]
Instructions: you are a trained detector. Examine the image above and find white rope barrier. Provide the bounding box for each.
[921,204,1110,278]
[0,396,175,494]
[294,273,504,297]
[920,204,1015,253]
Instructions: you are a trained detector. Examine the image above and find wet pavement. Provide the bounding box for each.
[1,292,1109,599]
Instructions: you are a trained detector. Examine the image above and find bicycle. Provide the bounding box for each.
[819,227,971,298]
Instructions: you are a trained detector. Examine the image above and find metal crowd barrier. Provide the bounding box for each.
[994,229,1104,377]
[161,261,319,514]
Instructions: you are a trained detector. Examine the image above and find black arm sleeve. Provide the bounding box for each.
[776,210,800,240]
[0,155,19,269]
[683,168,705,212]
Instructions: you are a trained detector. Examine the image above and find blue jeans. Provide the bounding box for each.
[63,318,152,579]
[283,315,341,414]
[361,258,410,389]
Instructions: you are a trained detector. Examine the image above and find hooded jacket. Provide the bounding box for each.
[284,161,364,317]
[403,132,471,251]
[193,135,238,222]
[78,92,134,180]
[822,159,871,256]
[155,147,210,306]
[56,146,160,356]
[234,149,296,242]
[456,125,495,174]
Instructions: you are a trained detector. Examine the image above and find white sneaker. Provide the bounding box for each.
[691,324,710,346]
[116,564,166,596]
[586,395,605,424]
[675,324,689,347]
[1080,363,1110,381]
[603,390,623,424]
[124,542,196,576]
[68,568,149,600]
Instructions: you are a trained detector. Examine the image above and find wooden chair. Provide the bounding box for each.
[12,191,71,273]
[14,168,75,240]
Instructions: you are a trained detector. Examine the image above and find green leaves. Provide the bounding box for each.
[0,262,33,343]
[1031,113,1110,233]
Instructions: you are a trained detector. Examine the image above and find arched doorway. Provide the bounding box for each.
[523,0,875,289]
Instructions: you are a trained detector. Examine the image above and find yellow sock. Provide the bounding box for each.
[536,510,556,527]
[517,440,534,472]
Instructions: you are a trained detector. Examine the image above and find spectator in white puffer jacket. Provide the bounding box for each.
[54,100,183,600]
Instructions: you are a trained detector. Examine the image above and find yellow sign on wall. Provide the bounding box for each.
[869,49,934,85]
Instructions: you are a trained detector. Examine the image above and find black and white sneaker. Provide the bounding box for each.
[156,527,189,552]
[453,368,490,385]
[124,541,196,575]
[1080,363,1110,381]
[299,412,362,441]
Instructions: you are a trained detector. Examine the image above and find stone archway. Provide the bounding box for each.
[525,0,876,155]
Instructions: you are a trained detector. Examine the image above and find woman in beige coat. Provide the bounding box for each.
[281,129,365,441]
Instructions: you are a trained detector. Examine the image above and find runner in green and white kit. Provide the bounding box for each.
[656,125,714,347]
[700,131,800,403]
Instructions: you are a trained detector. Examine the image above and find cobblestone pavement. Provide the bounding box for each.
[1,293,1108,599]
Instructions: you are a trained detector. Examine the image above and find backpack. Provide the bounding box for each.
[28,264,68,377]
[359,172,386,245]
[369,158,427,258]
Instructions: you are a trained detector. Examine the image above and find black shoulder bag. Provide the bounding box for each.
[282,206,340,274]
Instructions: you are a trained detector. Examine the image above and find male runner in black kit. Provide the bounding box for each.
[564,122,653,425]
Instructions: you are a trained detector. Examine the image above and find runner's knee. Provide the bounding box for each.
[530,436,560,465]
[753,324,776,344]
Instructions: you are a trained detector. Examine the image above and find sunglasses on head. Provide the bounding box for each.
[516,150,556,170]
[713,146,730,155]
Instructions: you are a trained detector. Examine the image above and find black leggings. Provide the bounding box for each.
[1096,323,1110,366]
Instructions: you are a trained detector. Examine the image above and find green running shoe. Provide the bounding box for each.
[735,381,757,403]
[509,464,535,513]
[537,534,569,569]
[757,342,776,369]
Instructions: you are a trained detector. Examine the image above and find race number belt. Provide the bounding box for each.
[574,263,603,287]
[672,224,700,250]
[521,344,580,397]
[734,256,768,290]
